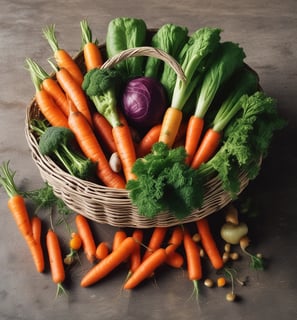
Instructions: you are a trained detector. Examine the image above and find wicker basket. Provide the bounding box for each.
[25,45,251,228]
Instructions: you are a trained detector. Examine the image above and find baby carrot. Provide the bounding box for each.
[95,242,110,260]
[142,227,168,261]
[31,216,42,243]
[112,230,127,251]
[124,248,167,289]
[46,229,66,296]
[196,218,224,270]
[183,228,202,281]
[136,124,162,158]
[81,237,137,287]
[165,251,184,269]
[190,128,222,169]
[184,116,204,165]
[129,229,144,274]
[75,214,97,263]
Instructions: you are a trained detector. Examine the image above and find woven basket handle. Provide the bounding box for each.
[100,46,186,81]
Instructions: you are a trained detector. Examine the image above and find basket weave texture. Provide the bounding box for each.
[25,45,250,228]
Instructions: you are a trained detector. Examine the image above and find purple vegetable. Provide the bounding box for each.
[121,77,167,128]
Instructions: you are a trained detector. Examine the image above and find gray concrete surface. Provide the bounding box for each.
[0,1,296,319]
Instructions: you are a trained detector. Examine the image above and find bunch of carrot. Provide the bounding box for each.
[79,218,224,291]
[26,21,131,189]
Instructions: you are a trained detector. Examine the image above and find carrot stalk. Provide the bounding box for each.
[75,214,97,263]
[80,237,137,287]
[46,229,66,296]
[80,19,103,71]
[43,24,84,85]
[0,162,45,273]
[196,218,224,270]
[68,104,126,189]
[123,248,167,289]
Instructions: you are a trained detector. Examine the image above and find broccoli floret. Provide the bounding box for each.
[82,68,123,127]
[34,123,95,180]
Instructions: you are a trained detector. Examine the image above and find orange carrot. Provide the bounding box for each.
[55,67,92,125]
[46,229,66,295]
[158,107,183,148]
[24,232,45,273]
[184,115,204,165]
[112,230,127,251]
[165,251,184,269]
[75,214,97,263]
[129,229,144,274]
[167,226,184,247]
[0,162,45,273]
[142,227,167,261]
[93,112,117,155]
[43,24,84,85]
[136,124,162,158]
[190,128,222,169]
[80,19,103,71]
[80,237,137,287]
[68,105,126,189]
[164,226,184,267]
[138,119,187,156]
[95,242,110,260]
[112,124,137,182]
[31,216,42,243]
[183,228,202,281]
[25,58,69,117]
[26,58,69,128]
[196,218,224,270]
[124,248,167,289]
[35,89,69,128]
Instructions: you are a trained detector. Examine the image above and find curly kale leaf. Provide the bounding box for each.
[126,142,204,219]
